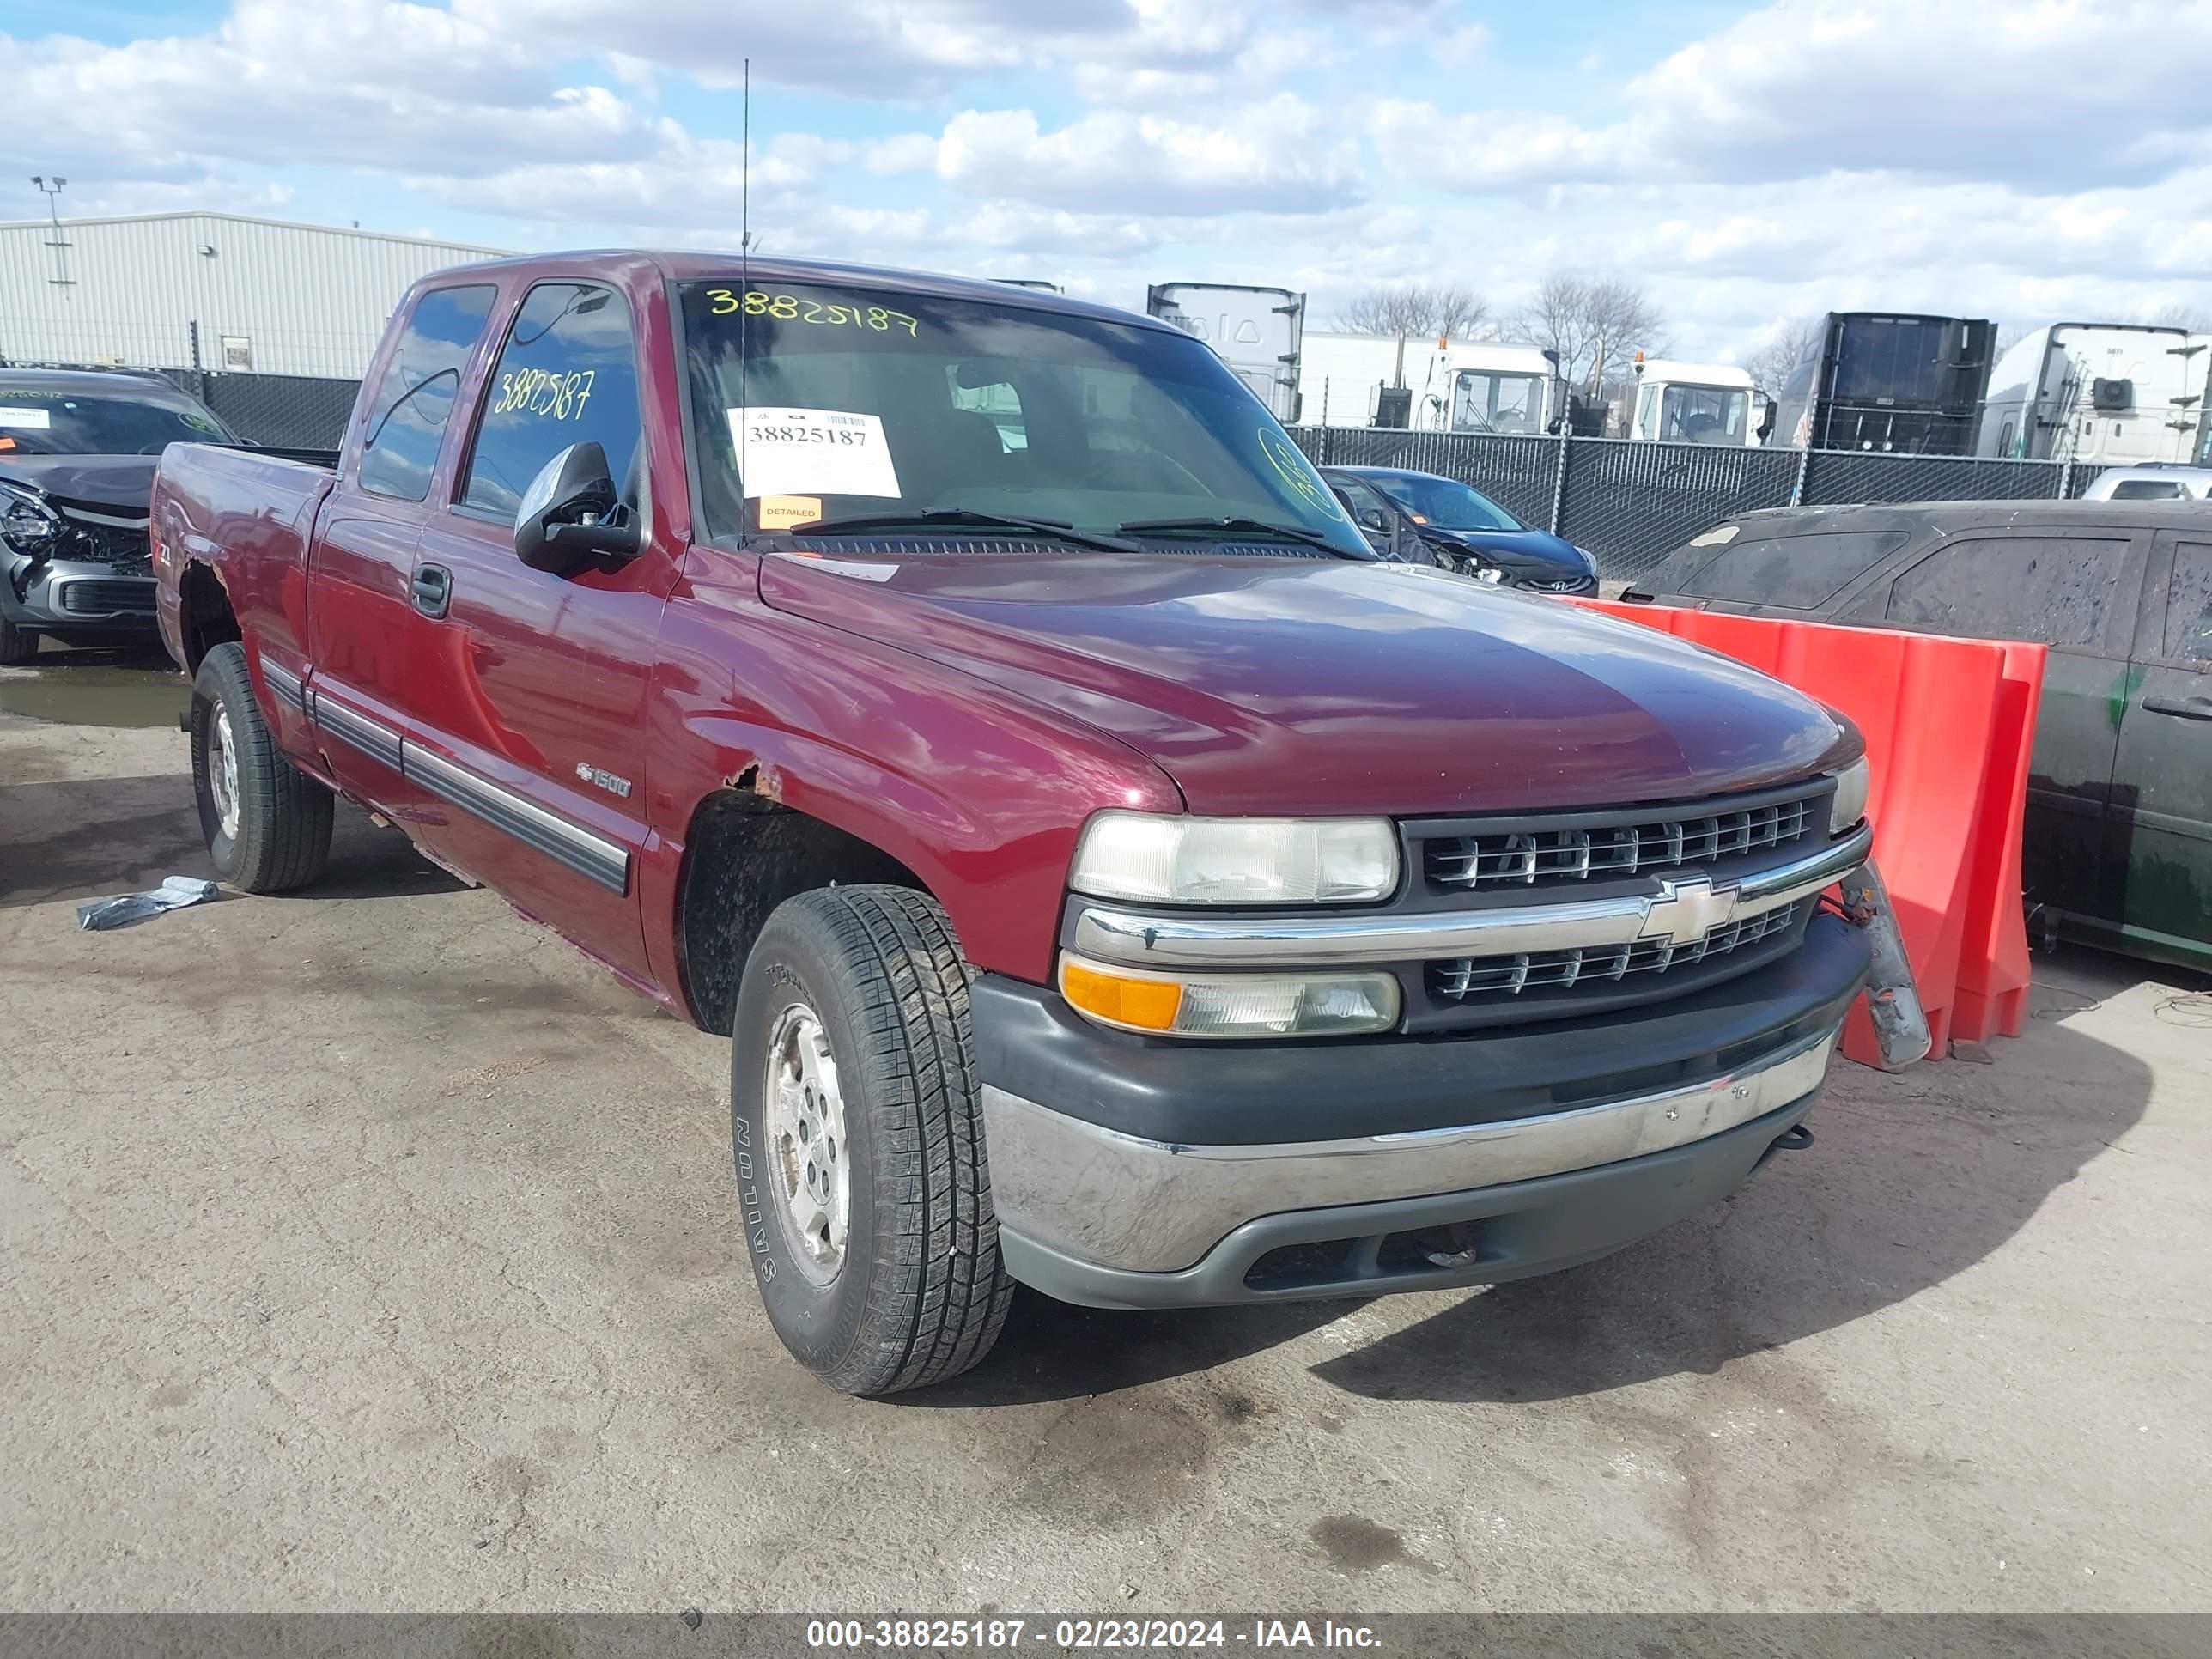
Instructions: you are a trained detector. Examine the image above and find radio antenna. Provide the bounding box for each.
[738,55,751,544]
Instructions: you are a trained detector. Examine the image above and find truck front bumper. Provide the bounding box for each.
[973,910,1869,1309]
[2,554,159,641]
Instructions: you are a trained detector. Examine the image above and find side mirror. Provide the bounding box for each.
[1756,402,1778,441]
[1357,507,1388,532]
[514,441,641,573]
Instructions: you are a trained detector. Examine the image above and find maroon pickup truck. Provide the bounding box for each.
[151,252,1908,1395]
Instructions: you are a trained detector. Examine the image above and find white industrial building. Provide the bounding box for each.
[0,210,509,380]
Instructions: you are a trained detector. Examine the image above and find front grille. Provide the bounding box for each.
[57,579,156,615]
[1425,787,1821,890]
[1429,901,1802,1002]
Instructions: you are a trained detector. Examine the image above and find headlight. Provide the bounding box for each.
[1,483,61,553]
[1060,955,1401,1039]
[1070,811,1400,905]
[1472,565,1507,585]
[1828,756,1869,834]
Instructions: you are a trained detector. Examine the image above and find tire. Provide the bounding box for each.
[0,616,37,665]
[731,884,1015,1395]
[190,641,334,893]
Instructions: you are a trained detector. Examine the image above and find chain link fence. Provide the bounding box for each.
[156,369,360,450]
[1289,426,2101,580]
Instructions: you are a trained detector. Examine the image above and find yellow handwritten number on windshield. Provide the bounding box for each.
[705,289,920,338]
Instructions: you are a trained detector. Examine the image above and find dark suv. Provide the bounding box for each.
[2,368,240,663]
[1626,499,2212,971]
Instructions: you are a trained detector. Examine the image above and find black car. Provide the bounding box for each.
[1321,465,1598,592]
[1,368,240,663]
[1626,499,2212,972]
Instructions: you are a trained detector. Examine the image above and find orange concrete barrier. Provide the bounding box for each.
[1566,599,2045,1064]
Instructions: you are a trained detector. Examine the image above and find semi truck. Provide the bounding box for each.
[1626,359,1770,447]
[1146,281,1305,422]
[1975,322,2210,466]
[149,249,1919,1395]
[1770,312,1996,454]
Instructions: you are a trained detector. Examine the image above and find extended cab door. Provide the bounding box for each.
[1856,526,2149,931]
[399,277,675,981]
[2107,532,2212,961]
[305,282,499,809]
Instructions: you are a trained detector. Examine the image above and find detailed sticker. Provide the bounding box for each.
[1256,425,1346,520]
[757,495,823,531]
[730,407,901,500]
[703,289,920,337]
[0,406,53,429]
[1688,523,1741,546]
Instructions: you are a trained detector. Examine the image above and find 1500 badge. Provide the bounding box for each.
[575,762,633,799]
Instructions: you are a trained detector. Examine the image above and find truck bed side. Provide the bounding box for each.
[152,442,337,750]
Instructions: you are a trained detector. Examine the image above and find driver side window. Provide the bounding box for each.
[461,282,644,521]
[1334,476,1392,527]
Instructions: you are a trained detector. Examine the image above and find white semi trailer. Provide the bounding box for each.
[1976,322,2210,465]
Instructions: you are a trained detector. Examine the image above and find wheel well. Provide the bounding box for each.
[674,785,929,1035]
[179,562,241,674]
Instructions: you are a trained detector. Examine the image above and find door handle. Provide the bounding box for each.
[410,562,453,618]
[2142,693,2212,721]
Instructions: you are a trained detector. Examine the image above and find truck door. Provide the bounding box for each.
[1869,526,2148,933]
[305,282,499,811]
[2107,532,2212,959]
[402,277,672,981]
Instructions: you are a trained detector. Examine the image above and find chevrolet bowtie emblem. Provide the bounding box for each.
[1641,873,1739,949]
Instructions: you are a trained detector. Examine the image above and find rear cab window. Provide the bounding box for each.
[356,283,498,501]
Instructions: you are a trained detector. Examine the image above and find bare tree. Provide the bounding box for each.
[1505,274,1668,390]
[1741,315,1826,395]
[1334,282,1488,386]
[2143,301,2212,331]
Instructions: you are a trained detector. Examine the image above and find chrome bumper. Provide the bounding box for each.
[983,1024,1840,1274]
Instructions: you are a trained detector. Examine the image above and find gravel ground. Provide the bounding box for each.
[3,650,2209,1618]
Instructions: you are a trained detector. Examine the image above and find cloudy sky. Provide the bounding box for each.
[5,0,2209,362]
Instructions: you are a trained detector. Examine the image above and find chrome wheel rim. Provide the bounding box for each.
[210,705,241,842]
[763,1001,850,1285]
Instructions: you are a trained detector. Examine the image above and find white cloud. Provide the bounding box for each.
[934,96,1362,216]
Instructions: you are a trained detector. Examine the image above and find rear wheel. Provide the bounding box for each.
[0,617,37,665]
[730,885,1014,1395]
[191,642,334,892]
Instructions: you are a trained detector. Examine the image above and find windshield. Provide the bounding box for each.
[0,387,234,455]
[1369,474,1521,532]
[1653,385,1749,444]
[1449,370,1546,434]
[679,281,1368,554]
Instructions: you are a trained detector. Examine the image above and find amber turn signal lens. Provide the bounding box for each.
[1059,957,1183,1034]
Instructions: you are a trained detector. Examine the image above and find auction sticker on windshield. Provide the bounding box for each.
[0,406,53,428]
[732,407,901,500]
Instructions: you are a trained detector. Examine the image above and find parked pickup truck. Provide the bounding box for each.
[151,252,1915,1395]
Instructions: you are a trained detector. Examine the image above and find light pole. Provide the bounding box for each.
[29,175,74,290]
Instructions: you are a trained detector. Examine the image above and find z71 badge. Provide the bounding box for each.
[574,762,633,799]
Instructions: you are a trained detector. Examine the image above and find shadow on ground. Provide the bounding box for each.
[924,957,2156,1407]
[0,773,460,909]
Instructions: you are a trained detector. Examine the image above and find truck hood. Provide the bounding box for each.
[758,551,1851,815]
[0,454,158,517]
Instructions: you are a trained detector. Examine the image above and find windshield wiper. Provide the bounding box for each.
[1115,515,1374,560]
[792,508,1141,554]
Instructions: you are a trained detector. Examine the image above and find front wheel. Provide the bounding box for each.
[191,642,334,892]
[730,885,1014,1395]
